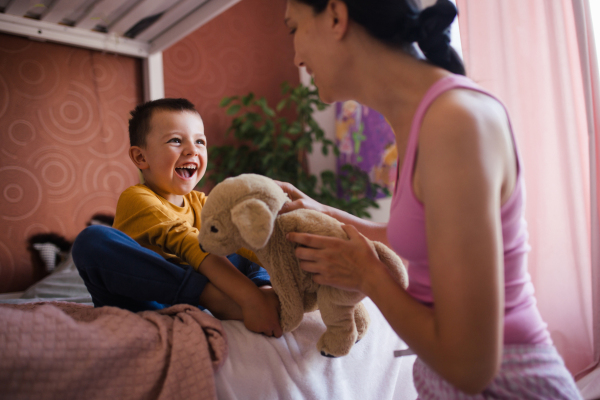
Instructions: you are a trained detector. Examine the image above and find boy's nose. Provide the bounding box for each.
[183,145,196,156]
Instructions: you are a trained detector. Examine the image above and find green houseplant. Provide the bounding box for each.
[201,82,388,218]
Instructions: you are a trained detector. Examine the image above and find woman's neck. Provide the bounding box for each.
[340,37,450,134]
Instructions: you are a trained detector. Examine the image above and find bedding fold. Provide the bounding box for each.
[0,302,227,400]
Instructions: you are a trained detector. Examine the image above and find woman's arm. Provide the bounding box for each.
[406,92,509,393]
[276,181,390,245]
[289,91,513,394]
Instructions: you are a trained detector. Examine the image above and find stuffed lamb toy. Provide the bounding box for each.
[198,174,408,357]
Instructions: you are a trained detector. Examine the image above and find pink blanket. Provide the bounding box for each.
[0,302,228,400]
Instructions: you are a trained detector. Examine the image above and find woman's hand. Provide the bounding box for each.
[274,180,328,215]
[287,224,385,294]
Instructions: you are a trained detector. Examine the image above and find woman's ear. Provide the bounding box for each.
[129,146,148,170]
[327,0,349,40]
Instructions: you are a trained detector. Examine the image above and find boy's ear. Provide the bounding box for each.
[129,146,149,170]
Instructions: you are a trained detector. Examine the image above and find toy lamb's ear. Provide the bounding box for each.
[231,198,275,249]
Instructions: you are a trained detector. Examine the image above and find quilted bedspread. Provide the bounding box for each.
[0,302,228,400]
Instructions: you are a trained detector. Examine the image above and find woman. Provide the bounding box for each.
[280,0,582,398]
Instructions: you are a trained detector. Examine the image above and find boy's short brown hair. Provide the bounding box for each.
[128,98,199,147]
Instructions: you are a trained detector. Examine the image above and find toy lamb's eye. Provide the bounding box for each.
[210,226,218,233]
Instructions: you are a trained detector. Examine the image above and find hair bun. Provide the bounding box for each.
[403,0,465,74]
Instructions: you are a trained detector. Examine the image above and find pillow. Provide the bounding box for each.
[20,253,92,303]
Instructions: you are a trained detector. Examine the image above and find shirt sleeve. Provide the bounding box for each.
[236,248,262,266]
[114,186,209,270]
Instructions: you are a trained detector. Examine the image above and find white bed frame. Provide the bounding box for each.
[0,0,243,102]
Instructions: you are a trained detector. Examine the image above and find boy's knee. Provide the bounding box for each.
[72,225,114,265]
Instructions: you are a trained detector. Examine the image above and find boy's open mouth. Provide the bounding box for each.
[175,164,197,179]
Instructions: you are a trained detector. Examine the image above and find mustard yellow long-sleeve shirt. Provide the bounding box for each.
[113,184,258,270]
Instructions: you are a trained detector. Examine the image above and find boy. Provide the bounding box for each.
[72,98,282,337]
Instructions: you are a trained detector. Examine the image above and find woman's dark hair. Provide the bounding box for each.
[128,98,199,147]
[293,0,465,75]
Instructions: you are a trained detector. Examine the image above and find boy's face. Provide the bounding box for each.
[129,110,207,206]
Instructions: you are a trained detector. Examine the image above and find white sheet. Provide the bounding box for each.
[216,298,417,400]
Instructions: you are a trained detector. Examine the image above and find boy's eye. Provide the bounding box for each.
[168,138,181,143]
[197,139,206,145]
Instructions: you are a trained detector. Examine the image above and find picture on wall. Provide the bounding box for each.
[335,100,397,198]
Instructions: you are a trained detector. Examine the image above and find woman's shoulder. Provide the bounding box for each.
[433,82,506,121]
[420,86,510,148]
[414,83,515,199]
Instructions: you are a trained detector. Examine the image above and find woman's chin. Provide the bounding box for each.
[314,83,344,105]
[317,89,335,105]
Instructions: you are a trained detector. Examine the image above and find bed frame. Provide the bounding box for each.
[0,0,242,102]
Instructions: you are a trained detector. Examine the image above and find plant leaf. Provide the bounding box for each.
[226,104,241,116]
[219,96,236,107]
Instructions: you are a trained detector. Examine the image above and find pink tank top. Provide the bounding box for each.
[387,75,551,345]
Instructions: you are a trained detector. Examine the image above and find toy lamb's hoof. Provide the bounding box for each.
[320,351,337,358]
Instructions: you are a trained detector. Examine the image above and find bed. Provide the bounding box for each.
[0,1,419,397]
[0,250,418,400]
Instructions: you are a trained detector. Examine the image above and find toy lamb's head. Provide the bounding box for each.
[198,174,289,255]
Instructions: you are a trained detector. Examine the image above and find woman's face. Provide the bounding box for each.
[285,1,344,103]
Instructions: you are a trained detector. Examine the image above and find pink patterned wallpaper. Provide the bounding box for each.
[163,0,299,193]
[0,33,143,293]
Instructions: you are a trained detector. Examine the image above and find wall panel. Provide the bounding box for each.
[0,33,143,292]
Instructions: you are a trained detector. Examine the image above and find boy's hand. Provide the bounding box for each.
[241,286,283,338]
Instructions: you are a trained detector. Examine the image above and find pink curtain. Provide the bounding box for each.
[455,0,594,376]
[571,0,600,391]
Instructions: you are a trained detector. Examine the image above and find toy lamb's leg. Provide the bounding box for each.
[354,302,370,341]
[316,286,363,357]
[277,290,306,332]
[264,252,307,332]
[274,280,306,332]
[303,291,318,312]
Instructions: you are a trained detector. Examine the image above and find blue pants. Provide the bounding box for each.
[72,225,270,312]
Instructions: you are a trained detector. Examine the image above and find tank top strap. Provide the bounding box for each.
[395,75,492,196]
